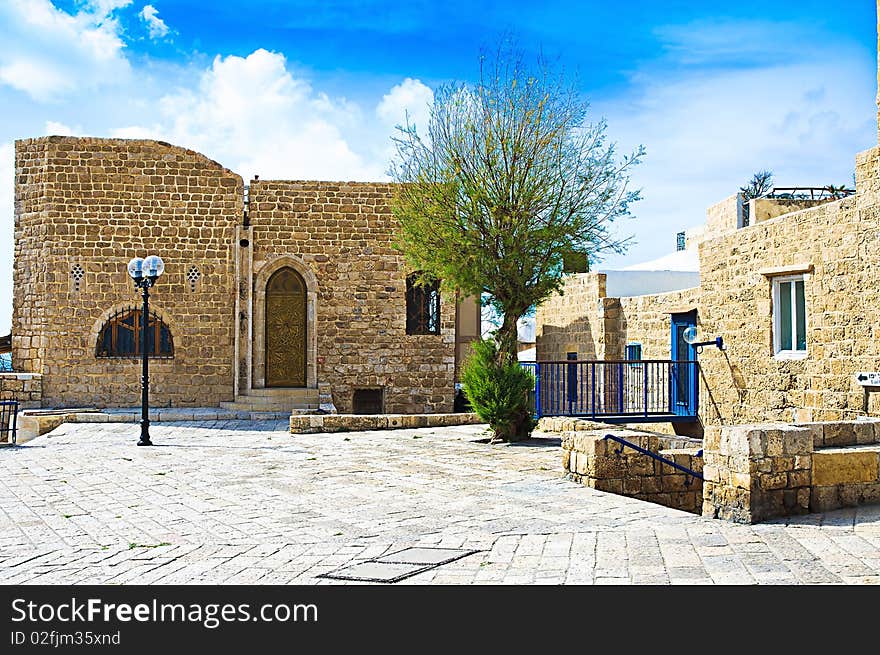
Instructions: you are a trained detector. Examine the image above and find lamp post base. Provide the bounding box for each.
[137,421,153,446]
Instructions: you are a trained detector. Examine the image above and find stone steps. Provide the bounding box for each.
[219,386,327,413]
[220,399,320,411]
[236,388,320,400]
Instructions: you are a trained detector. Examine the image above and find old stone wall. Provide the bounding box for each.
[749,197,829,223]
[247,181,455,414]
[535,146,880,428]
[535,276,700,362]
[799,420,880,512]
[0,373,42,409]
[13,137,242,407]
[702,423,813,523]
[540,417,704,513]
[289,412,481,434]
[705,194,742,234]
[536,273,610,361]
[703,419,880,522]
[616,287,701,360]
[695,147,880,425]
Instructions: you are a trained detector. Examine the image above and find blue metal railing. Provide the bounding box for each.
[603,434,703,484]
[521,360,699,422]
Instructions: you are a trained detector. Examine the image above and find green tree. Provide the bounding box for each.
[389,46,643,365]
[460,338,536,442]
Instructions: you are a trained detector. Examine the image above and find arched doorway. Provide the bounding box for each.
[265,267,307,387]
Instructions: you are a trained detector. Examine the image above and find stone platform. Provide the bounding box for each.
[13,407,290,443]
[289,412,482,434]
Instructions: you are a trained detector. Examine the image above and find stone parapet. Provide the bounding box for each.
[289,412,483,434]
[811,445,880,511]
[543,418,704,513]
[0,373,42,408]
[702,424,813,523]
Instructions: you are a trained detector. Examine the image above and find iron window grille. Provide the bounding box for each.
[405,275,440,335]
[96,306,174,358]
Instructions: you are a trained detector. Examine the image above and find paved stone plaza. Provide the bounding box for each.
[1,421,879,585]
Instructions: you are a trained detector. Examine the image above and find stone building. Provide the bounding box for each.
[10,137,480,414]
[536,65,880,432]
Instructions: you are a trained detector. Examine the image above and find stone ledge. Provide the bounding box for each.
[289,413,483,434]
[812,446,880,486]
[0,372,41,381]
[13,407,291,442]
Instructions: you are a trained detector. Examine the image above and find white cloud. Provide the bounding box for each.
[376,77,434,132]
[0,0,131,101]
[44,120,83,136]
[85,0,134,16]
[129,48,393,182]
[139,5,170,40]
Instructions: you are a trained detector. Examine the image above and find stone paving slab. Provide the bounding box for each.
[0,420,879,584]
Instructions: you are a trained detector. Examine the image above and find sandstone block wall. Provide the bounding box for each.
[798,420,880,511]
[695,147,880,425]
[289,412,481,434]
[702,419,880,522]
[702,424,812,523]
[541,417,704,513]
[616,288,701,360]
[536,272,608,361]
[535,146,880,428]
[247,180,456,414]
[0,373,42,409]
[13,137,241,407]
[750,197,829,223]
[705,194,742,233]
[536,276,700,363]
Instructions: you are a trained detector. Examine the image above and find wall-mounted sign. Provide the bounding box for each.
[855,372,880,387]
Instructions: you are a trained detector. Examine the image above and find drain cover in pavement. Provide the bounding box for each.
[319,547,479,583]
[377,547,476,566]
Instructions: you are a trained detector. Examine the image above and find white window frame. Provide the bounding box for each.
[772,274,808,359]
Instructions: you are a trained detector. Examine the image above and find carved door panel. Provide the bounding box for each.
[265,268,307,387]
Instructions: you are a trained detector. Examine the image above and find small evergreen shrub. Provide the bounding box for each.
[461,338,535,442]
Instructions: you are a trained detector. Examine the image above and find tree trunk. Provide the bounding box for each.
[494,310,532,442]
[496,312,520,365]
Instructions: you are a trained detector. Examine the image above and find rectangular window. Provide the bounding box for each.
[405,275,441,335]
[773,275,807,355]
[625,343,642,361]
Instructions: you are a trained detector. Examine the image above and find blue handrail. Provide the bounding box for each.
[602,433,703,484]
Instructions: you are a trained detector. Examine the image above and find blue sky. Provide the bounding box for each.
[1,0,877,332]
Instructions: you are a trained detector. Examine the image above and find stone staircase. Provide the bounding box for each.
[219,383,336,417]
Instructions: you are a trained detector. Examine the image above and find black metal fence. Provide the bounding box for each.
[521,360,699,422]
[0,400,19,445]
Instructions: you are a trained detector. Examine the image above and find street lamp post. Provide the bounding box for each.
[127,255,165,446]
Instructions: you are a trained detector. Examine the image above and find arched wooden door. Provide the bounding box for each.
[265,267,307,387]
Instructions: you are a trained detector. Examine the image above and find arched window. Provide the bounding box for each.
[96,308,174,358]
[405,274,440,335]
